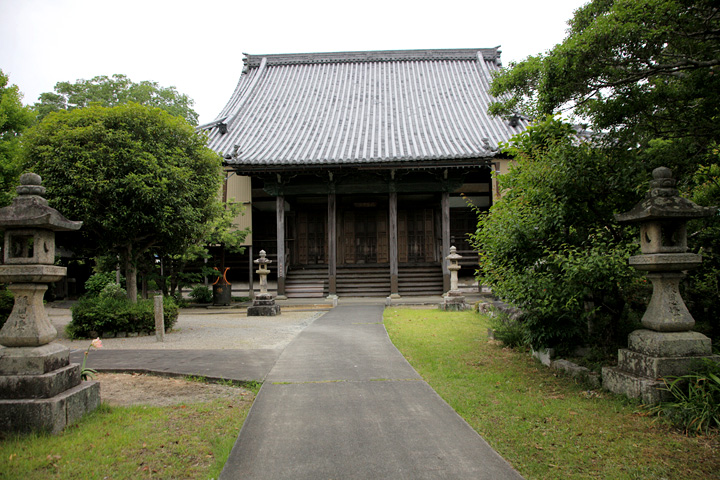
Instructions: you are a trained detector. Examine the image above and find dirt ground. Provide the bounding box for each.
[95,372,253,407]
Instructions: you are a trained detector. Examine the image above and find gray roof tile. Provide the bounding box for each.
[203,48,527,167]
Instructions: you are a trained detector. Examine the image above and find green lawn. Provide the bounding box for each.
[0,388,254,479]
[384,307,720,480]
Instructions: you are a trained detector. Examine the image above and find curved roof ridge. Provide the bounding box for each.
[243,48,502,69]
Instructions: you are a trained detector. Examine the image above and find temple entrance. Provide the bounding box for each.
[399,208,435,263]
[340,199,389,265]
[354,211,378,264]
[296,210,326,265]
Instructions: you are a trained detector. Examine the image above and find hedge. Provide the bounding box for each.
[67,295,178,339]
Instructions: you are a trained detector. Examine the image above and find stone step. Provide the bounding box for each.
[0,363,81,400]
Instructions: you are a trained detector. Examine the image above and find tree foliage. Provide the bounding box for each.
[0,70,35,206]
[23,103,221,301]
[470,117,646,352]
[482,0,720,348]
[34,74,198,125]
[490,0,720,151]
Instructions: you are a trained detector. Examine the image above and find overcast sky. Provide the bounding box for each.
[1,0,587,125]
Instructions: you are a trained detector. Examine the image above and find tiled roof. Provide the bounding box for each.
[202,48,528,168]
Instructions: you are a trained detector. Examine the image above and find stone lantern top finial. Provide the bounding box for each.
[615,167,716,224]
[16,173,46,196]
[0,173,82,231]
[648,167,677,197]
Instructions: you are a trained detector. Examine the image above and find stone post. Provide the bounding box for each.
[154,295,165,342]
[602,167,720,403]
[0,173,100,434]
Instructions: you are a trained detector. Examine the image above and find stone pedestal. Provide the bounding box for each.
[247,293,281,316]
[0,343,100,434]
[440,291,468,311]
[603,330,719,403]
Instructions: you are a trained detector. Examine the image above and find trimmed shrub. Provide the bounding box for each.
[189,285,212,303]
[85,271,124,297]
[99,282,127,299]
[67,295,179,339]
[0,288,13,330]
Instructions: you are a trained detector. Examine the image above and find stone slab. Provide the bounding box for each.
[0,343,69,375]
[0,363,81,399]
[247,305,281,316]
[618,349,720,378]
[0,380,99,434]
[628,329,712,357]
[602,366,671,404]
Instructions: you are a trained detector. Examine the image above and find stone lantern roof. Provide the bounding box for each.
[0,173,82,231]
[615,167,716,223]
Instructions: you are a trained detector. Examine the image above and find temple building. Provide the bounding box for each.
[201,48,528,297]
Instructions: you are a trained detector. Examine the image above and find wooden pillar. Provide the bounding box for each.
[389,191,400,297]
[276,195,286,298]
[441,191,451,293]
[328,193,337,296]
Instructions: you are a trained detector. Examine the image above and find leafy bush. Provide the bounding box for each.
[85,271,124,297]
[649,359,720,435]
[469,117,645,353]
[0,288,13,330]
[189,285,212,303]
[67,295,178,339]
[99,282,127,299]
[488,311,528,349]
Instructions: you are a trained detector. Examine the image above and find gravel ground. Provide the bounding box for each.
[48,306,325,351]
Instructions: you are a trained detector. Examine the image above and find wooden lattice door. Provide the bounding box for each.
[297,210,326,265]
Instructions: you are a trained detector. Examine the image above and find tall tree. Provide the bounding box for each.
[479,0,720,348]
[0,70,35,206]
[490,0,720,168]
[24,103,221,301]
[34,74,198,125]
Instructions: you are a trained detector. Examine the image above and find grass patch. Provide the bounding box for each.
[384,307,720,480]
[0,389,253,479]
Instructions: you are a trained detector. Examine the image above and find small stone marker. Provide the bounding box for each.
[154,295,165,342]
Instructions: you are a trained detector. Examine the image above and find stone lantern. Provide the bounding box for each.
[440,246,468,311]
[247,250,281,316]
[0,173,99,433]
[603,167,719,403]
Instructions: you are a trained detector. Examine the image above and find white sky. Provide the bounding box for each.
[0,0,587,125]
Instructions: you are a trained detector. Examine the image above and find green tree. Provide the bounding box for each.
[34,74,198,125]
[470,117,645,352]
[0,70,35,206]
[481,0,720,346]
[153,200,250,298]
[490,0,719,154]
[24,103,222,302]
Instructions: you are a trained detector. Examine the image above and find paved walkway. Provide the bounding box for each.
[219,305,524,479]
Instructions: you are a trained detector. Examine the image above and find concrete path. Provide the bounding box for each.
[69,349,279,382]
[219,305,524,480]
